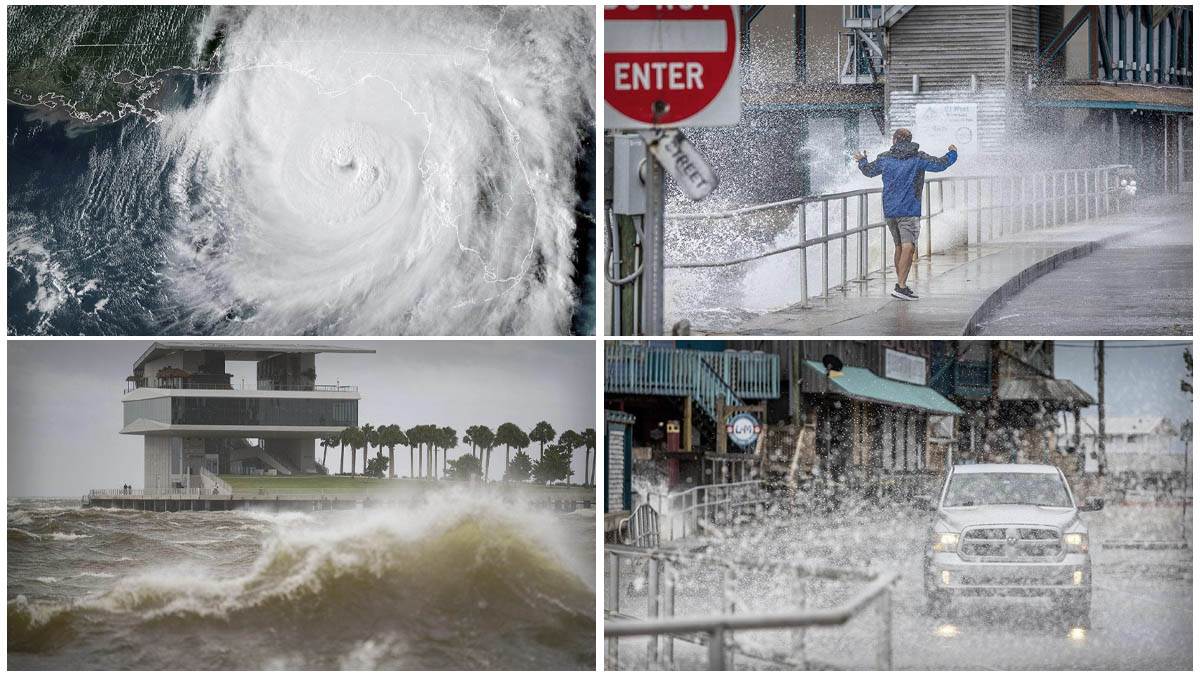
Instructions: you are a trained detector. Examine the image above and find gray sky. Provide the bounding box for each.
[1054,340,1192,425]
[8,340,596,497]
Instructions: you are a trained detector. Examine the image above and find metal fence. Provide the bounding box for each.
[604,544,899,670]
[124,381,357,393]
[609,163,1134,333]
[644,480,774,542]
[88,488,205,498]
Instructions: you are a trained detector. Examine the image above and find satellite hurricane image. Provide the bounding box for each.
[7,5,596,336]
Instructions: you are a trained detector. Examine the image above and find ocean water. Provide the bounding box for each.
[8,5,595,335]
[8,495,595,670]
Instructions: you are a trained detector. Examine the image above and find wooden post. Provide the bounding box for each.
[716,398,727,455]
[683,395,693,454]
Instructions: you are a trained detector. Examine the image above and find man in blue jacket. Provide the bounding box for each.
[853,128,957,300]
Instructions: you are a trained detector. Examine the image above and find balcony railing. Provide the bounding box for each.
[605,343,780,402]
[125,380,357,394]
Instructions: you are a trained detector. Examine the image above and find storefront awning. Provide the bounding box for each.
[1029,82,1192,114]
[803,361,964,416]
[997,378,1095,406]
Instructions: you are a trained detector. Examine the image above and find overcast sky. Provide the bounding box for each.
[1054,340,1192,425]
[8,340,596,497]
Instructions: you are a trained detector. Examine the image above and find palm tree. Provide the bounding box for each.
[440,426,457,478]
[377,425,405,479]
[360,424,375,477]
[319,437,337,472]
[464,426,495,477]
[558,430,585,485]
[339,426,356,475]
[345,426,362,475]
[581,428,596,485]
[495,423,530,481]
[529,421,556,461]
[580,425,595,482]
[406,425,421,478]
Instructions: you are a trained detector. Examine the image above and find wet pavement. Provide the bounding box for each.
[608,502,1192,670]
[974,211,1192,336]
[726,195,1191,336]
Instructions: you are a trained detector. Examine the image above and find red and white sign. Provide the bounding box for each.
[604,5,741,129]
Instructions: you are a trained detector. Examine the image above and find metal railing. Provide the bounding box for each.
[605,343,780,406]
[645,480,773,542]
[88,488,205,498]
[660,164,1134,309]
[125,380,357,393]
[198,466,232,495]
[604,544,899,670]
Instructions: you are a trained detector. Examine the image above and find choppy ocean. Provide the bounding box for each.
[8,495,595,670]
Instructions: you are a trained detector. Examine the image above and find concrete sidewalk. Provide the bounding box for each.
[731,194,1191,336]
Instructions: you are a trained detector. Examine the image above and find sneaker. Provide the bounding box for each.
[890,284,919,300]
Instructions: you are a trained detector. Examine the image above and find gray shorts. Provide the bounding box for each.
[886,217,920,246]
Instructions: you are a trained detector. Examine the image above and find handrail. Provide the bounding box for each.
[606,568,899,635]
[647,480,773,541]
[604,541,899,669]
[610,163,1136,327]
[604,343,780,411]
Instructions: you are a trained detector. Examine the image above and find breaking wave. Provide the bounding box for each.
[9,498,594,669]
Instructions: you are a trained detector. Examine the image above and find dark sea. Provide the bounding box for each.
[8,496,595,670]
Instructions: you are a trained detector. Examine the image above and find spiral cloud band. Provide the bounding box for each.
[29,6,592,336]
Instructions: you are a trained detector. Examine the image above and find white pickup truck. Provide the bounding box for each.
[923,464,1103,625]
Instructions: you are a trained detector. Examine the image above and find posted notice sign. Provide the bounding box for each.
[604,5,741,129]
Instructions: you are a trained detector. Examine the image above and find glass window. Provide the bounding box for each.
[944,472,1072,508]
[171,397,358,426]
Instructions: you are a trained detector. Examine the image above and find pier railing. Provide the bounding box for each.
[88,488,204,498]
[604,544,899,670]
[655,163,1135,309]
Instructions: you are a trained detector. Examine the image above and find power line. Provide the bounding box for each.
[1056,342,1191,349]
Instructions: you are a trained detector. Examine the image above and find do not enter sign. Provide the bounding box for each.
[604,5,741,129]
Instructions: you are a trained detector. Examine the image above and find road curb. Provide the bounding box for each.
[961,226,1139,335]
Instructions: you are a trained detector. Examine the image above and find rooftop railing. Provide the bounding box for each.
[605,343,780,401]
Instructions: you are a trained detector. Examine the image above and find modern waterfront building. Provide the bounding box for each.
[121,342,372,491]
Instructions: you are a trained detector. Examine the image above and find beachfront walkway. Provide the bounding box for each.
[730,194,1191,336]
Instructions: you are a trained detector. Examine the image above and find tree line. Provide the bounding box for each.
[318,422,597,485]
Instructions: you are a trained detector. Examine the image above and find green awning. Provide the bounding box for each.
[804,361,964,416]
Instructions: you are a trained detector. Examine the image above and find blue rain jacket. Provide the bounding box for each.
[858,141,957,218]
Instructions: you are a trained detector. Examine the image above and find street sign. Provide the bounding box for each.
[726,412,761,449]
[604,5,741,129]
[639,128,718,200]
[914,102,978,157]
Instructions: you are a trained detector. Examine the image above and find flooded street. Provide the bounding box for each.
[609,501,1191,670]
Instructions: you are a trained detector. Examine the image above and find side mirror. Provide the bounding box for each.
[1080,496,1104,512]
[912,494,937,511]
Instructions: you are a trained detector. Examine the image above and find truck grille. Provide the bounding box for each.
[959,526,1062,560]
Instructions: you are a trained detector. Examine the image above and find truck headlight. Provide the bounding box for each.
[1063,533,1088,553]
[932,532,959,552]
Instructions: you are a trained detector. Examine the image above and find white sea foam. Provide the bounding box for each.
[157,6,593,335]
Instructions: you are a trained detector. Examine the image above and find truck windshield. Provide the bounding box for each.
[943,472,1073,508]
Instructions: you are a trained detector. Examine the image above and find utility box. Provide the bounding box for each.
[665,420,681,452]
[611,134,647,215]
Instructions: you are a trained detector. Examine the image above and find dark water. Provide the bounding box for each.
[8,496,595,670]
